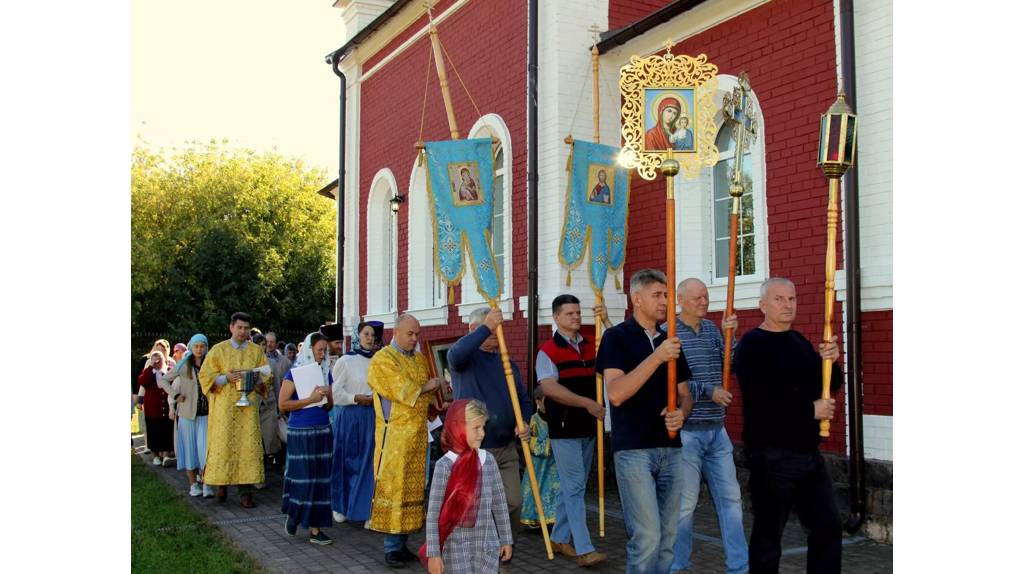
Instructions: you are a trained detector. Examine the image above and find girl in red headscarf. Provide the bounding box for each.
[420,399,514,574]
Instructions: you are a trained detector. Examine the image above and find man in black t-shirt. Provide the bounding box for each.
[734,277,844,574]
[595,268,693,573]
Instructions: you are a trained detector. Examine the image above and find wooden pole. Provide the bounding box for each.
[423,3,549,553]
[662,155,679,439]
[428,23,459,140]
[590,34,606,536]
[820,178,840,437]
[491,302,554,559]
[591,44,600,144]
[722,125,747,392]
[594,293,606,537]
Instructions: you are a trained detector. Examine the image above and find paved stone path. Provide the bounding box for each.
[132,438,891,573]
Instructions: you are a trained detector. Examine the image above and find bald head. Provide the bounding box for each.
[677,277,710,324]
[392,314,420,352]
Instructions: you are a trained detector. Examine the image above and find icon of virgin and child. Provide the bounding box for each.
[449,163,483,205]
[643,91,695,152]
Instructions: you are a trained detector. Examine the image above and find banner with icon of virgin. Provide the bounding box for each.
[424,138,502,301]
[559,140,630,291]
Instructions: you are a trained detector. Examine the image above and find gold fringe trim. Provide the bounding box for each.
[448,285,456,305]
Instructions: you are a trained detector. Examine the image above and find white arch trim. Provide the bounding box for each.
[364,167,399,326]
[673,74,772,312]
[458,113,516,321]
[404,158,448,326]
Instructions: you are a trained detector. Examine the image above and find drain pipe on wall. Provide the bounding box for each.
[838,0,866,534]
[525,0,539,398]
[330,53,347,327]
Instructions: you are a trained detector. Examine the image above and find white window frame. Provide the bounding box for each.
[459,114,515,321]
[675,74,769,311]
[364,168,399,326]
[404,158,449,326]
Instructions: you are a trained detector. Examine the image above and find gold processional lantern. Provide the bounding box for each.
[815,91,857,438]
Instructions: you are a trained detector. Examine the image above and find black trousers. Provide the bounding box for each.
[747,446,842,574]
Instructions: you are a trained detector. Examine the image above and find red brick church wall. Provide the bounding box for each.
[615,0,850,452]
[357,0,530,368]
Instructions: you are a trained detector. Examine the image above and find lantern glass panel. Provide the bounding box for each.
[827,115,843,163]
[844,116,857,164]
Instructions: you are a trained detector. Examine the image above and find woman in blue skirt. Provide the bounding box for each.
[279,331,335,545]
[163,333,213,498]
[329,321,382,525]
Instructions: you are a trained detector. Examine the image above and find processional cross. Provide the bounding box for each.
[718,71,759,392]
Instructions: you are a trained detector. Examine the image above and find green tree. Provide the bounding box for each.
[131,141,336,347]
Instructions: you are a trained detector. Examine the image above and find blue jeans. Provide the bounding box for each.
[671,426,748,574]
[384,533,409,553]
[614,448,685,574]
[550,436,596,554]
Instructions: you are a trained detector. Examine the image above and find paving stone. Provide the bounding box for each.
[133,440,891,573]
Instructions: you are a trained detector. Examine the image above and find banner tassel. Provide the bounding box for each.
[448,285,455,305]
[614,273,621,290]
[566,271,571,287]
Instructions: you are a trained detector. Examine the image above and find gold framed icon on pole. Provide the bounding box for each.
[619,46,721,180]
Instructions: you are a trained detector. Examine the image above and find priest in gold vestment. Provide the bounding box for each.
[199,312,271,508]
[366,314,446,567]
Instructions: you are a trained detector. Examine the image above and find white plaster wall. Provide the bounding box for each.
[342,58,362,333]
[852,0,893,312]
[863,414,893,461]
[524,0,630,327]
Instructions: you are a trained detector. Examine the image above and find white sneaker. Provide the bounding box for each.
[189,483,202,497]
[254,483,266,490]
[202,484,215,498]
[152,456,162,466]
[333,511,347,523]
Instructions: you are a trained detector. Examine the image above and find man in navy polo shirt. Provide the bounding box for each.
[596,268,694,574]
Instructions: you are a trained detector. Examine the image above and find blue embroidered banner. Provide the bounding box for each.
[559,140,630,292]
[424,138,502,301]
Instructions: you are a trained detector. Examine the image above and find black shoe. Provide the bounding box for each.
[398,546,418,562]
[285,517,297,536]
[384,552,407,568]
[309,531,333,546]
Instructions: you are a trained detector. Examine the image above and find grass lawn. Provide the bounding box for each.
[131,455,266,573]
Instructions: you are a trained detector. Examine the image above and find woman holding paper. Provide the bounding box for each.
[279,331,335,545]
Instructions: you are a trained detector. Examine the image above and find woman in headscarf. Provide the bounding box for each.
[138,348,174,466]
[161,334,213,497]
[279,331,335,545]
[134,339,175,454]
[172,343,187,364]
[329,321,382,525]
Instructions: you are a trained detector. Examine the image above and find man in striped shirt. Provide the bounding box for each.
[664,278,749,574]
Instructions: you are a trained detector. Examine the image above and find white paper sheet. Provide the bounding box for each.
[291,363,327,409]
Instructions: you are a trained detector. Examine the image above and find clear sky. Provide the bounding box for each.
[132,0,344,177]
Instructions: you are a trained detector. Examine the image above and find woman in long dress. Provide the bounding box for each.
[330,321,382,524]
[162,333,212,497]
[279,332,335,545]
